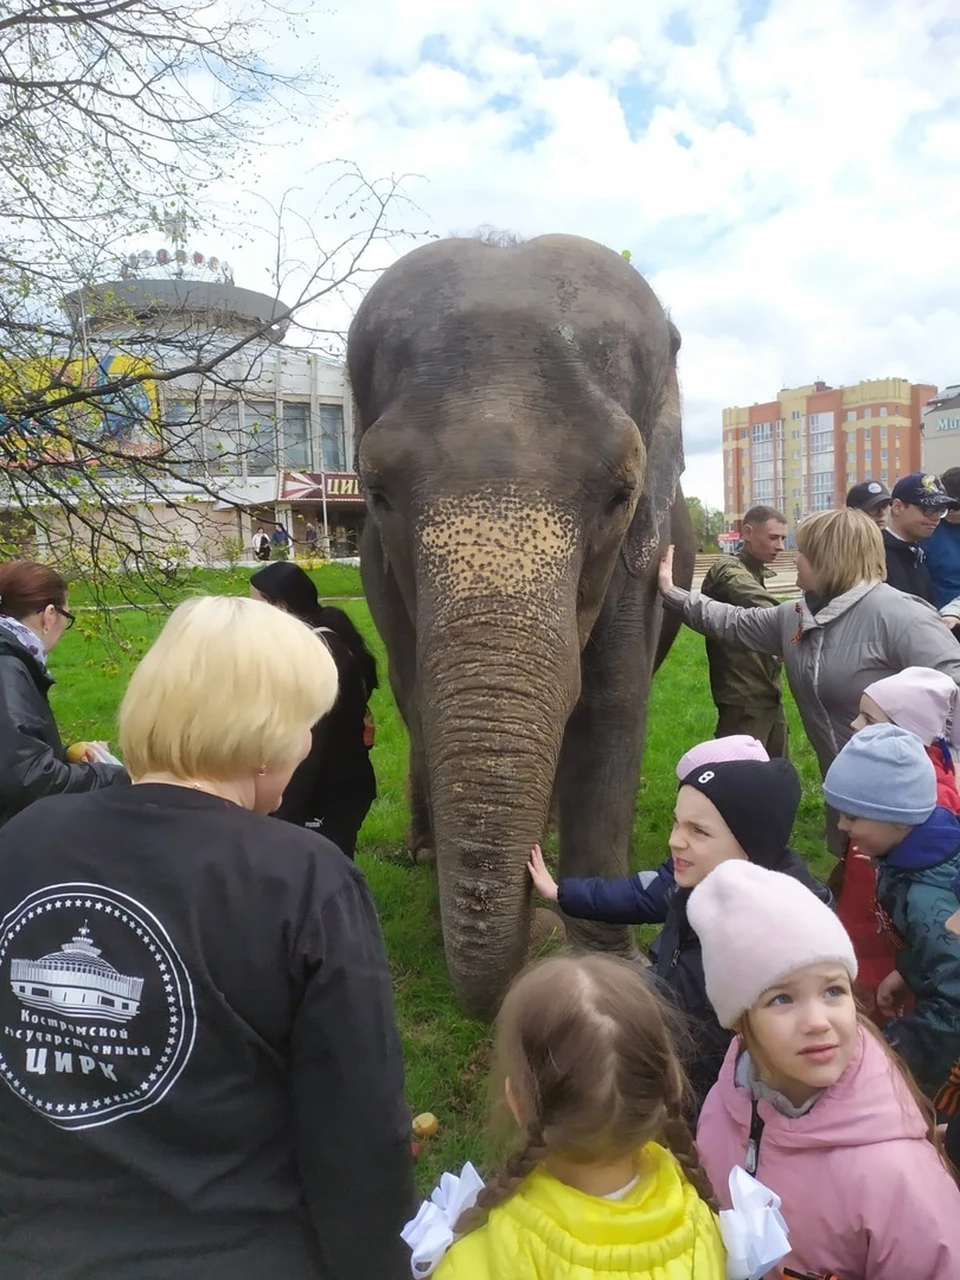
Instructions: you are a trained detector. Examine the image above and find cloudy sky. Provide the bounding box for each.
[222,0,960,508]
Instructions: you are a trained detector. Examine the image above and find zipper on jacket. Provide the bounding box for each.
[745,1097,765,1175]
[670,947,681,967]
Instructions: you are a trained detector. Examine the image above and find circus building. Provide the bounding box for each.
[39,236,365,564]
[10,923,143,1023]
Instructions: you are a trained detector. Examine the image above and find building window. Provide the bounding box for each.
[318,403,345,470]
[864,449,872,463]
[881,448,888,461]
[164,399,204,475]
[863,407,873,419]
[846,472,856,483]
[244,400,277,474]
[880,406,888,417]
[281,402,311,469]
[846,410,856,422]
[205,400,243,475]
[791,410,801,420]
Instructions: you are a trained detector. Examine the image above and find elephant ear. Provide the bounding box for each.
[622,324,685,578]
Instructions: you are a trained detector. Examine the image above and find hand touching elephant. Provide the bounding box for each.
[347,233,694,1018]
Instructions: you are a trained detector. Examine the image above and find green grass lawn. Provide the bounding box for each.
[49,576,831,1191]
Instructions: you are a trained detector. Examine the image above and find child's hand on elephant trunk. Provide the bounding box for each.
[657,545,675,596]
[527,844,559,902]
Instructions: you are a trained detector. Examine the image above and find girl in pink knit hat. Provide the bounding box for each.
[692,859,960,1280]
[853,666,960,814]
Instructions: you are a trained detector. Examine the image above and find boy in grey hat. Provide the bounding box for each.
[824,722,960,1110]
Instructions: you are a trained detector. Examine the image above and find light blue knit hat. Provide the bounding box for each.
[823,723,936,825]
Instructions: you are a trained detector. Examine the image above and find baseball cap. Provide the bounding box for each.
[846,480,891,513]
[891,472,960,510]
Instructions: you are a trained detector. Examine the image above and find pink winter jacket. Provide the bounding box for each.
[697,1028,960,1279]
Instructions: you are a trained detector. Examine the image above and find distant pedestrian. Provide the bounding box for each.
[252,526,271,561]
[304,521,319,554]
[699,505,789,755]
[845,478,891,528]
[883,472,960,604]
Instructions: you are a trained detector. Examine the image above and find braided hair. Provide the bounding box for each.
[456,953,716,1233]
[455,1121,548,1233]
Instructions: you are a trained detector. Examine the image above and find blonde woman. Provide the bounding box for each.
[658,507,960,851]
[0,597,414,1280]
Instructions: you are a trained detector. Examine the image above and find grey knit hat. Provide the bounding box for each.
[823,723,936,825]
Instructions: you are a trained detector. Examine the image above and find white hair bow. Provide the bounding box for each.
[719,1165,791,1280]
[401,1162,485,1276]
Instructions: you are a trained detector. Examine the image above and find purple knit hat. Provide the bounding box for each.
[675,735,770,781]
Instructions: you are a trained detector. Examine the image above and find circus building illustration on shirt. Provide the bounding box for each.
[10,922,144,1023]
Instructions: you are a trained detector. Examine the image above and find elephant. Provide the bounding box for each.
[347,233,696,1019]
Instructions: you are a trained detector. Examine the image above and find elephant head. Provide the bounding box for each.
[348,234,684,1018]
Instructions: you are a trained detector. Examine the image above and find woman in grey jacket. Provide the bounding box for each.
[658,507,960,852]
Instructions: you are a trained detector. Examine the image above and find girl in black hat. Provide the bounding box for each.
[529,753,831,1110]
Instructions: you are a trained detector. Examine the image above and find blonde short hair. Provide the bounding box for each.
[795,507,885,598]
[118,596,338,781]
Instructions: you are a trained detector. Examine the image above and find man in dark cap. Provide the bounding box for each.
[883,472,960,604]
[845,479,891,529]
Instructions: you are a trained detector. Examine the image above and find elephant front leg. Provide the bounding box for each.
[554,579,659,956]
[407,735,435,863]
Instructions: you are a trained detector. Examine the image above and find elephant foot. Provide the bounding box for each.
[528,907,566,960]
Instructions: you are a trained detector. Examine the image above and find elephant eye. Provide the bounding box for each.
[367,487,393,514]
[606,486,635,514]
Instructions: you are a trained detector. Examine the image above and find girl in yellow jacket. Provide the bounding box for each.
[406,954,726,1279]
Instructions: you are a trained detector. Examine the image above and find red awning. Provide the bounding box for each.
[280,471,365,505]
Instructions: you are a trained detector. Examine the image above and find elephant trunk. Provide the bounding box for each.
[415,489,583,1019]
[420,612,579,1019]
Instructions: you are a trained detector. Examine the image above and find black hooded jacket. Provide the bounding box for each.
[0,629,124,825]
[272,626,375,848]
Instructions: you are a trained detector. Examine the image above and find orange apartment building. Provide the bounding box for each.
[722,377,935,533]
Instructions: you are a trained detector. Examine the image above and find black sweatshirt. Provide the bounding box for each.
[0,784,415,1279]
[883,526,936,604]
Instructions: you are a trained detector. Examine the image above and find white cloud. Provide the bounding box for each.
[211,0,960,510]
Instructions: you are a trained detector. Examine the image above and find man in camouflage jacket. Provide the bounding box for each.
[700,505,789,756]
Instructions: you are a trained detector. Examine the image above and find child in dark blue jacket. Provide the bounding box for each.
[528,739,830,1108]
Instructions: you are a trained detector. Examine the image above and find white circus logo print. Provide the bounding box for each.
[11,922,143,1022]
[0,884,196,1130]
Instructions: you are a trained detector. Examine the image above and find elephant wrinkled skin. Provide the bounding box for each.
[347,233,695,1019]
